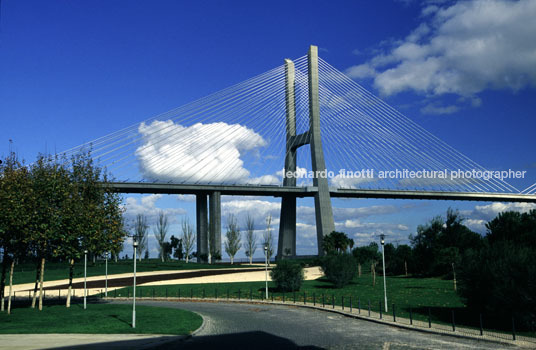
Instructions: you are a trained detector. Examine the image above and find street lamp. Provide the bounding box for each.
[105,252,109,297]
[379,234,387,312]
[264,244,268,299]
[83,250,88,310]
[132,239,139,328]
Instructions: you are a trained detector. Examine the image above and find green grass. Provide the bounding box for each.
[0,303,202,334]
[9,259,260,285]
[110,273,534,336]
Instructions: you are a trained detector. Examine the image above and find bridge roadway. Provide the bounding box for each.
[107,182,536,203]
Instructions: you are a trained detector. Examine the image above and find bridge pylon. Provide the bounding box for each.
[277,45,335,259]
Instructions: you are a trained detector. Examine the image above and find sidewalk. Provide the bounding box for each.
[7,267,323,298]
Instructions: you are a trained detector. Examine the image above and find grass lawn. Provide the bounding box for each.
[110,273,534,336]
[9,259,260,285]
[0,302,202,335]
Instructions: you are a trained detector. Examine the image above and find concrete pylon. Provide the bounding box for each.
[308,45,335,255]
[277,59,298,260]
[196,194,208,263]
[277,45,335,259]
[209,191,221,260]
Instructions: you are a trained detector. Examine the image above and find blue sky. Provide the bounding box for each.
[1,0,536,259]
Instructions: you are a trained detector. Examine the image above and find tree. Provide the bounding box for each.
[262,214,274,265]
[170,235,184,260]
[457,209,536,329]
[153,211,169,262]
[244,214,257,264]
[224,214,241,264]
[321,253,357,288]
[28,154,72,311]
[61,150,125,307]
[323,231,354,255]
[133,214,148,262]
[0,151,32,314]
[352,242,381,277]
[410,209,482,276]
[181,218,195,263]
[270,260,304,292]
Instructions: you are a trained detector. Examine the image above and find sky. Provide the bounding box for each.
[1,0,536,260]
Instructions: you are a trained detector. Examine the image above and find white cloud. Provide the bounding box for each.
[221,199,281,229]
[420,102,459,115]
[348,0,536,100]
[136,120,270,184]
[123,194,187,224]
[463,201,536,232]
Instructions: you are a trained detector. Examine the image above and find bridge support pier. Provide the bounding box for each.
[196,194,208,263]
[209,191,221,261]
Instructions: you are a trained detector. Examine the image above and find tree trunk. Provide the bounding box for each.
[358,263,362,277]
[114,254,118,263]
[404,260,408,277]
[38,257,45,311]
[7,259,14,315]
[0,250,7,312]
[92,254,96,264]
[185,255,189,264]
[66,259,74,308]
[31,259,41,309]
[372,263,376,287]
[249,256,253,265]
[230,256,234,265]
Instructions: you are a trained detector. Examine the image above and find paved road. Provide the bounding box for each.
[0,300,521,349]
[122,301,518,350]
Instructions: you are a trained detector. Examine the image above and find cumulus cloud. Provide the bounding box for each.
[347,0,536,100]
[136,120,273,184]
[462,201,536,232]
[123,194,187,224]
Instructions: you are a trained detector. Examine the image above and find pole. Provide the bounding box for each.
[264,246,268,299]
[84,250,87,310]
[133,242,138,328]
[105,252,108,297]
[380,235,388,312]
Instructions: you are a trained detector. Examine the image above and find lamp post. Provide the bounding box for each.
[83,250,88,310]
[132,239,138,328]
[380,234,387,312]
[264,245,268,299]
[105,252,109,297]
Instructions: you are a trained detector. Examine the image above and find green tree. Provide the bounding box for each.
[224,214,241,264]
[323,231,354,255]
[244,214,257,264]
[270,260,304,292]
[321,253,357,288]
[133,214,148,262]
[154,211,169,262]
[181,218,195,263]
[410,209,482,277]
[262,214,274,265]
[0,151,32,314]
[28,154,72,310]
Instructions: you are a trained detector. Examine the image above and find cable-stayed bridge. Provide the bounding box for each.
[61,45,536,259]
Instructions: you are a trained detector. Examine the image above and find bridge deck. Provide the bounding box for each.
[107,182,536,203]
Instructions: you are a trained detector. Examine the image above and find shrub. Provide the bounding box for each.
[270,260,304,292]
[320,253,357,288]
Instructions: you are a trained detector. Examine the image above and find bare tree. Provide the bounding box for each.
[134,214,148,261]
[153,211,169,262]
[262,214,274,266]
[181,217,195,263]
[224,214,241,264]
[244,214,257,264]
